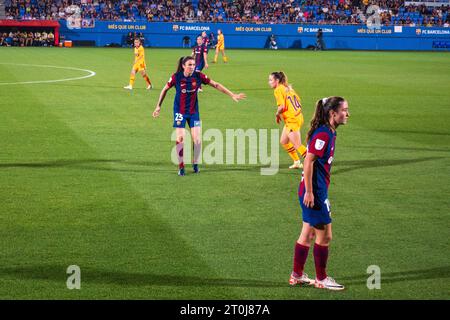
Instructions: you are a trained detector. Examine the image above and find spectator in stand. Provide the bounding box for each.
[34,31,42,46]
[20,31,26,45]
[47,31,55,46]
[25,32,34,46]
[41,30,48,46]
[1,33,9,46]
[12,31,19,46]
[3,0,449,27]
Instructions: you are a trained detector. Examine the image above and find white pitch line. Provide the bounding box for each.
[0,63,96,85]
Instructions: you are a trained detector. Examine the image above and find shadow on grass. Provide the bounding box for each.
[0,265,285,288]
[0,156,446,175]
[0,159,168,174]
[351,145,450,153]
[332,156,446,175]
[0,159,273,174]
[2,264,448,289]
[376,129,450,137]
[337,266,450,286]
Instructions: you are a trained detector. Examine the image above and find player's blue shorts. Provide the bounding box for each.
[173,112,201,128]
[299,193,332,227]
[195,63,205,72]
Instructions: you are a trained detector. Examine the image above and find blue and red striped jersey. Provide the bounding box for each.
[202,36,209,48]
[299,125,337,199]
[192,44,207,67]
[167,71,211,115]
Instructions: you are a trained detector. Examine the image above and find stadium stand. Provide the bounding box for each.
[3,0,449,27]
[0,0,6,19]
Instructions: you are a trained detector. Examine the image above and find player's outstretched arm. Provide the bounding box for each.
[203,52,209,69]
[303,153,317,208]
[153,84,170,118]
[209,79,246,102]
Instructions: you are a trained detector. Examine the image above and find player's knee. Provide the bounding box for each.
[298,229,313,244]
[317,234,332,246]
[177,136,184,143]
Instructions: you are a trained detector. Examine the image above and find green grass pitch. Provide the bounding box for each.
[0,47,449,299]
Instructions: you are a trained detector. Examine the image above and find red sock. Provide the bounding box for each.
[193,142,201,165]
[313,243,328,281]
[176,141,184,169]
[293,243,309,276]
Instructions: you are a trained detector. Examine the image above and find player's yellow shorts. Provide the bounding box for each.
[284,114,304,132]
[217,45,224,51]
[133,62,146,72]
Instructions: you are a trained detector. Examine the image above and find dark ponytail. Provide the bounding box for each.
[176,56,195,73]
[307,96,346,142]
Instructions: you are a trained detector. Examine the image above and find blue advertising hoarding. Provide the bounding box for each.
[59,20,450,51]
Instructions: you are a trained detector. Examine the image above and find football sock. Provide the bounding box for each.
[293,242,310,276]
[282,143,300,162]
[193,142,201,165]
[143,75,151,86]
[176,141,184,169]
[129,74,135,87]
[213,53,218,63]
[297,144,307,158]
[223,55,228,63]
[313,243,329,281]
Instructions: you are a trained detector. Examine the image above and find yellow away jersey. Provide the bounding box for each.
[274,84,303,120]
[217,34,224,46]
[134,45,145,65]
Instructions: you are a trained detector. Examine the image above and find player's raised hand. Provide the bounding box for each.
[232,93,246,102]
[303,191,315,208]
[152,106,161,118]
